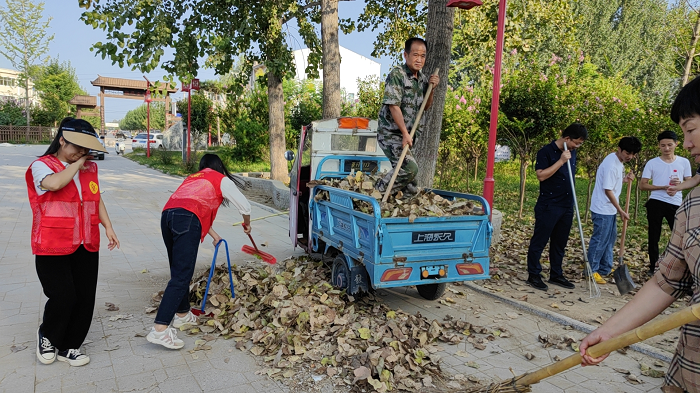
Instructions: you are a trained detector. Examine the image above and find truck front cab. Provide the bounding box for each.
[287,117,389,250]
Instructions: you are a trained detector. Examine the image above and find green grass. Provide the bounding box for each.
[124,147,271,177]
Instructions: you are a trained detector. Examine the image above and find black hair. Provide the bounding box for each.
[198,153,245,207]
[657,130,678,142]
[404,37,427,54]
[671,76,700,124]
[42,117,72,156]
[41,117,98,157]
[618,136,642,154]
[561,122,588,140]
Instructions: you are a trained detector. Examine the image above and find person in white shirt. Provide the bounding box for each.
[587,136,642,284]
[640,131,692,276]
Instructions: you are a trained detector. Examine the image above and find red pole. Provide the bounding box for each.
[187,91,191,161]
[147,101,151,158]
[483,0,507,212]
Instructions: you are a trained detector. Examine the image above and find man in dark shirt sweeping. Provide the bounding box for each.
[526,123,588,291]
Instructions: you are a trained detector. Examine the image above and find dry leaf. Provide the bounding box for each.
[105,302,119,311]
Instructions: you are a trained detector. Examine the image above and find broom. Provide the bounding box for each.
[241,224,277,264]
[460,302,700,392]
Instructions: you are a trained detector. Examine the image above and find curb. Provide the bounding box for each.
[463,282,674,363]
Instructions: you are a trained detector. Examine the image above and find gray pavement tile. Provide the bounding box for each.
[155,375,203,392]
[193,367,249,391]
[115,369,168,392]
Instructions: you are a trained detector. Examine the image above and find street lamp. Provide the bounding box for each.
[448,0,507,213]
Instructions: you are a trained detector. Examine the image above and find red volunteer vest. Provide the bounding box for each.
[25,155,102,255]
[163,168,225,241]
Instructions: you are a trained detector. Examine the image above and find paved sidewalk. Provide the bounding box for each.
[0,145,667,392]
[0,145,300,393]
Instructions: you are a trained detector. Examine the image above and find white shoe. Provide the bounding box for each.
[147,327,185,349]
[172,311,198,328]
[36,328,56,364]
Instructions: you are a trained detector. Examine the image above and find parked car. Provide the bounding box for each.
[90,135,106,160]
[132,133,164,149]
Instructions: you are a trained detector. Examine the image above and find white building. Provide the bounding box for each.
[292,46,381,100]
[0,68,38,105]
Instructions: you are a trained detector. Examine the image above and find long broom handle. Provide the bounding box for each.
[382,68,440,202]
[619,180,633,257]
[563,143,588,261]
[517,302,700,386]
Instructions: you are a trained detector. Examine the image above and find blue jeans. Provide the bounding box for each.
[587,212,617,275]
[154,208,202,326]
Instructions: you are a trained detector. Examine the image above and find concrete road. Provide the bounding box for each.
[0,145,666,392]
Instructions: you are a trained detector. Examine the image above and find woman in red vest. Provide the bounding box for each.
[147,154,251,349]
[26,117,120,367]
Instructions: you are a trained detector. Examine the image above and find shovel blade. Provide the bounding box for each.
[613,264,636,295]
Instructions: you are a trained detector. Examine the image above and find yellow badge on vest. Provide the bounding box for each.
[89,181,99,194]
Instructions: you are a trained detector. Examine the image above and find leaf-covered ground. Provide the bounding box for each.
[483,218,686,353]
[148,256,525,392]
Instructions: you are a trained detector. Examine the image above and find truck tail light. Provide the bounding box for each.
[456,263,484,275]
[381,268,412,282]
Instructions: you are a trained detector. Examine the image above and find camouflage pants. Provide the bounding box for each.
[376,132,418,193]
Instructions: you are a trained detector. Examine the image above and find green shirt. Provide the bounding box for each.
[377,63,429,137]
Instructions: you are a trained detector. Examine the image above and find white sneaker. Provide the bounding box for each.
[36,328,56,364]
[57,348,90,367]
[147,327,185,349]
[172,311,198,328]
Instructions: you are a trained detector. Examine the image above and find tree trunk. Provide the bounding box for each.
[473,154,479,181]
[267,72,287,181]
[321,0,341,119]
[518,157,528,219]
[413,0,454,188]
[682,12,700,87]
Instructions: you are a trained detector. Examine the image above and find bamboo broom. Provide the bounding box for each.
[460,302,700,392]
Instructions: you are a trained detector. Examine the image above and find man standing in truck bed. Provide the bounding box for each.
[375,37,439,196]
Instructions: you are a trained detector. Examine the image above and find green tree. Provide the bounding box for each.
[0,0,53,128]
[80,0,324,181]
[354,75,384,118]
[572,0,678,100]
[119,102,165,132]
[180,93,213,150]
[31,59,86,127]
[498,62,568,218]
[0,98,27,126]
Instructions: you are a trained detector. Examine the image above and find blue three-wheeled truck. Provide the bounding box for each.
[286,117,492,300]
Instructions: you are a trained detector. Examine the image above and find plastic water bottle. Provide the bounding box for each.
[669,169,680,185]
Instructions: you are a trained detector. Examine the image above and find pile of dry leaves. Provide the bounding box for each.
[147,256,509,391]
[308,171,484,222]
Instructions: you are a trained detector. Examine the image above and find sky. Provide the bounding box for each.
[0,1,398,122]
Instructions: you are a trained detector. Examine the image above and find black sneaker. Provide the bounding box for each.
[57,348,90,367]
[405,183,419,196]
[527,275,548,291]
[548,276,575,289]
[36,328,56,364]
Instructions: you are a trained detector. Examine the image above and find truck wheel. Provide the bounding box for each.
[417,283,446,300]
[331,255,350,291]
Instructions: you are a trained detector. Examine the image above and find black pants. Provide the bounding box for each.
[155,208,202,326]
[527,203,574,278]
[645,198,678,273]
[35,245,99,350]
